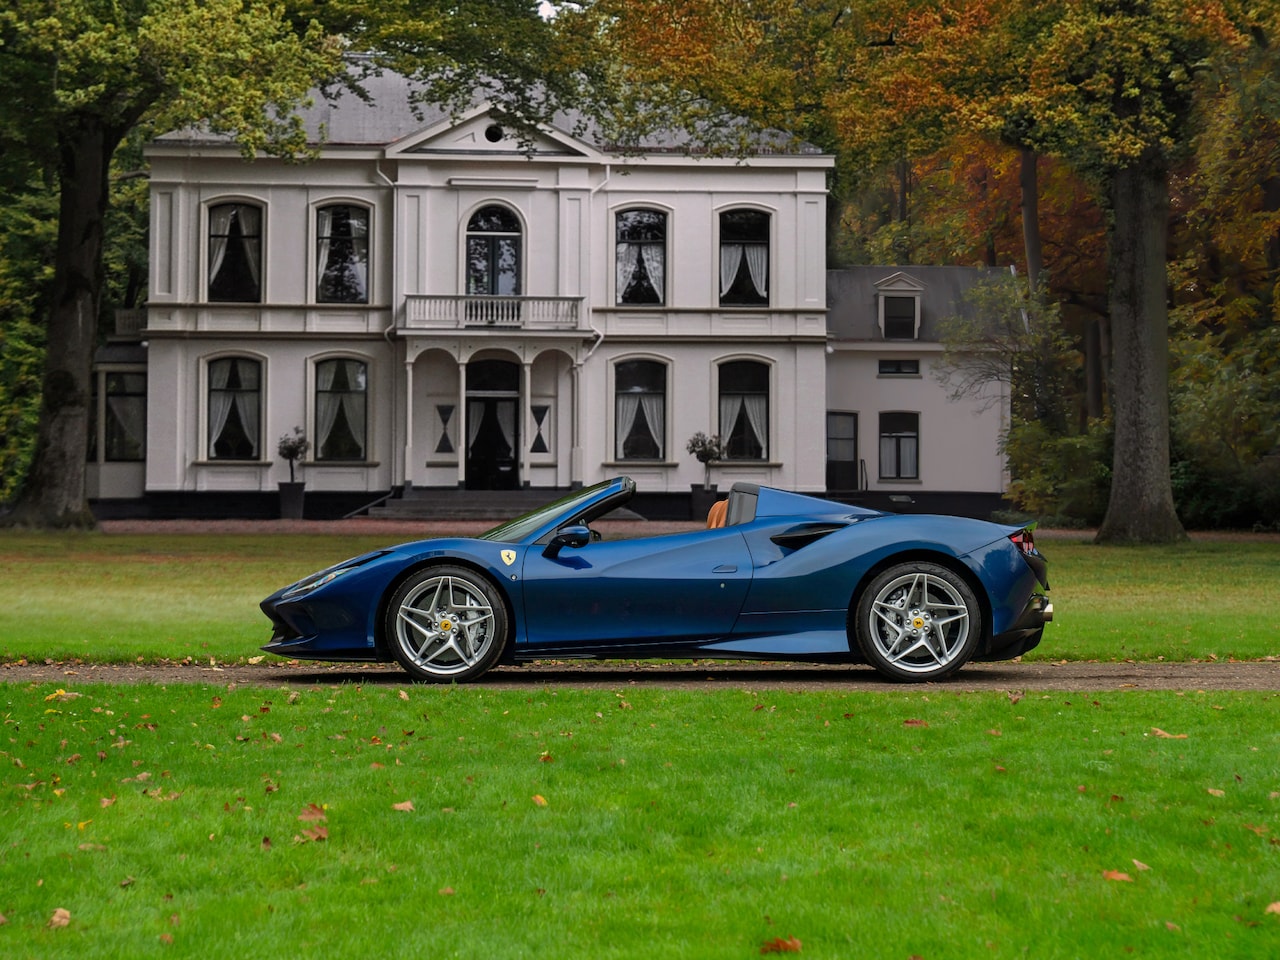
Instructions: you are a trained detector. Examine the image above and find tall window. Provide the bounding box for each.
[719,209,769,306]
[207,357,261,460]
[315,358,368,461]
[879,412,919,480]
[88,372,146,462]
[616,209,666,305]
[466,205,521,296]
[883,296,918,339]
[719,360,769,460]
[615,359,666,460]
[208,203,262,302]
[317,205,369,303]
[826,411,857,491]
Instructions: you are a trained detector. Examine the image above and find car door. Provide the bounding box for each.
[519,528,753,647]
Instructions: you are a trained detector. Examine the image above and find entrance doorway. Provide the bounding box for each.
[466,359,520,490]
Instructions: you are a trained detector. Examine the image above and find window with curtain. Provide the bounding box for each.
[315,358,368,461]
[466,205,521,296]
[207,357,261,460]
[104,372,146,461]
[719,360,769,460]
[883,296,918,339]
[616,210,666,305]
[317,205,369,303]
[879,411,919,479]
[615,359,666,460]
[718,209,769,306]
[208,203,262,302]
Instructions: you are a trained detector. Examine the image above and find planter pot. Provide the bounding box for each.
[689,483,719,521]
[278,482,306,520]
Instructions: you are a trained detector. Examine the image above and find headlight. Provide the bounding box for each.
[281,551,388,598]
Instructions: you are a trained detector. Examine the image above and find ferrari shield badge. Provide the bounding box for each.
[501,550,516,566]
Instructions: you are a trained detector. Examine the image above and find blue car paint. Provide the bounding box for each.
[260,476,1050,672]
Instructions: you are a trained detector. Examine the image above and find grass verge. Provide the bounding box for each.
[1,532,1277,664]
[2,684,1278,958]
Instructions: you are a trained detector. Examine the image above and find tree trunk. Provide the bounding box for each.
[1094,160,1186,544]
[4,119,116,528]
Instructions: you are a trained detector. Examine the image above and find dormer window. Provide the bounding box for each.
[874,272,924,340]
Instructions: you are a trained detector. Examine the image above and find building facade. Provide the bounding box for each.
[88,73,1009,520]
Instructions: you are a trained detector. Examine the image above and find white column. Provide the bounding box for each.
[521,360,533,488]
[456,360,468,488]
[403,358,414,489]
[570,362,583,487]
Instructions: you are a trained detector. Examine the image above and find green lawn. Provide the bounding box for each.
[2,684,1278,958]
[0,531,1276,664]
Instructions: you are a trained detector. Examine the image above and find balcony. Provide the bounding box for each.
[402,295,584,331]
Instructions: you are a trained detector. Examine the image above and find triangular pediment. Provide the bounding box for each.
[388,105,595,159]
[873,271,926,294]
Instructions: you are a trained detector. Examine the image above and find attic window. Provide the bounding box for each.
[484,124,504,143]
[881,295,919,340]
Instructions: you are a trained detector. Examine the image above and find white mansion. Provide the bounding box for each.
[88,72,1007,520]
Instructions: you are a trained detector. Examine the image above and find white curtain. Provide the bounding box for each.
[341,362,366,456]
[743,394,767,458]
[616,243,641,302]
[496,402,516,455]
[467,400,484,455]
[238,205,262,288]
[235,362,260,456]
[901,436,918,477]
[206,359,233,455]
[639,393,664,457]
[207,206,235,290]
[719,395,740,442]
[615,394,640,459]
[744,244,768,298]
[106,395,145,456]
[720,244,743,297]
[640,244,664,299]
[315,360,340,456]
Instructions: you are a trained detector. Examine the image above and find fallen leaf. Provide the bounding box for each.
[532,794,548,807]
[438,887,455,896]
[48,907,71,928]
[986,729,1002,736]
[1265,902,1280,916]
[298,803,327,822]
[760,935,802,954]
[261,837,272,850]
[903,718,929,728]
[1208,788,1226,798]
[1166,922,1181,931]
[1008,690,1024,704]
[392,800,415,812]
[160,933,174,944]
[1132,859,1151,872]
[539,751,554,763]
[44,689,81,702]
[295,826,328,843]
[1152,728,1188,739]
[100,796,116,807]
[1103,870,1133,882]
[398,690,410,701]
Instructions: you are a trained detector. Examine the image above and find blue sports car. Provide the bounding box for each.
[260,477,1052,683]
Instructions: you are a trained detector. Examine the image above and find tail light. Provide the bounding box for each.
[1009,527,1037,557]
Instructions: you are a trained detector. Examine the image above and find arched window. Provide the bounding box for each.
[466,205,521,296]
[616,209,666,305]
[718,209,769,306]
[718,360,769,460]
[317,205,369,303]
[615,359,666,460]
[207,357,261,459]
[208,203,262,302]
[315,358,368,460]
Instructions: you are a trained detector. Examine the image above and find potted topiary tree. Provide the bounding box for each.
[277,427,310,519]
[686,431,724,519]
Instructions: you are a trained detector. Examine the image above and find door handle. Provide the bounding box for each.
[712,564,738,573]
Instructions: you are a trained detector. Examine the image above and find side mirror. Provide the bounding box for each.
[543,523,592,558]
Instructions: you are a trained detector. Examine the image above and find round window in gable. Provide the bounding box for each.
[484,124,505,143]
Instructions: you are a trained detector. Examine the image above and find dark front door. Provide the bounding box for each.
[466,397,519,490]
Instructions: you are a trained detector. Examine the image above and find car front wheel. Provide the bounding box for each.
[853,562,981,682]
[385,565,509,682]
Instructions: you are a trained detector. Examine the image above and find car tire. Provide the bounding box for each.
[384,565,509,683]
[853,561,982,682]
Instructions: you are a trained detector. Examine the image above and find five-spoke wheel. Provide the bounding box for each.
[854,562,981,682]
[385,565,508,682]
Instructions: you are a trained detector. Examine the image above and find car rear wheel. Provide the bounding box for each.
[854,562,981,682]
[385,565,508,682]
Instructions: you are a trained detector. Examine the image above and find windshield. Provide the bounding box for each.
[477,479,624,544]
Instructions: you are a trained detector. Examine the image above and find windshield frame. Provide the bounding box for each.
[476,477,634,544]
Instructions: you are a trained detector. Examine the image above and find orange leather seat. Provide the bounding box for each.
[706,498,728,529]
